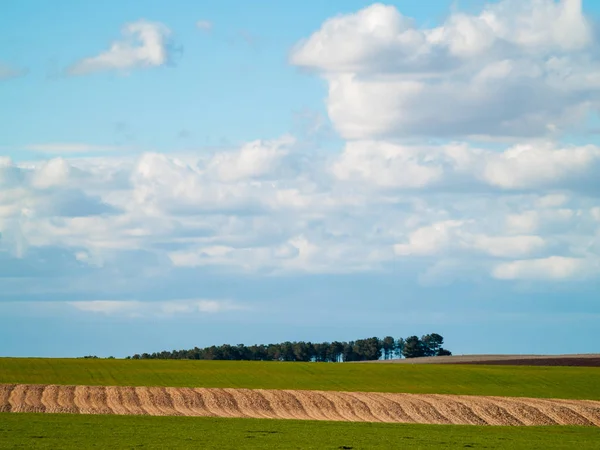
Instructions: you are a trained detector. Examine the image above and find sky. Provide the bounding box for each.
[1,0,600,358]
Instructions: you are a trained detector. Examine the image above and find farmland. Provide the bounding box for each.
[2,413,600,449]
[1,357,599,449]
[1,358,600,400]
[3,383,600,425]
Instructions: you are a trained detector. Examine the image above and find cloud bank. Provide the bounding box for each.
[291,0,599,141]
[1,0,599,314]
[1,136,598,287]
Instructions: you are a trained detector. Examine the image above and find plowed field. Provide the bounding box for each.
[368,354,600,366]
[2,358,599,400]
[2,383,599,426]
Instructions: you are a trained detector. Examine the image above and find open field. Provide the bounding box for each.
[2,383,600,426]
[368,354,600,367]
[1,358,600,400]
[1,359,599,448]
[2,413,600,450]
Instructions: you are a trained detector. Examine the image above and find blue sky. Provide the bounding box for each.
[1,0,488,158]
[1,0,599,357]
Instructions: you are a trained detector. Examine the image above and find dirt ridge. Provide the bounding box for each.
[1,384,599,426]
[366,354,600,366]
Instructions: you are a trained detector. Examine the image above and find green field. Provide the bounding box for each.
[2,413,600,450]
[1,359,599,449]
[1,358,599,399]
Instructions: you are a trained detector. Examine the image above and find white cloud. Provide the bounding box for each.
[330,140,600,192]
[196,20,213,32]
[505,205,590,237]
[393,220,546,259]
[492,255,597,280]
[332,141,444,188]
[67,299,245,317]
[291,0,599,140]
[0,158,117,230]
[536,194,569,208]
[68,20,171,75]
[1,133,599,285]
[166,236,385,275]
[394,221,463,256]
[70,300,137,315]
[207,135,295,182]
[506,210,540,234]
[4,0,600,340]
[469,234,545,258]
[130,152,269,215]
[292,1,590,72]
[30,158,74,189]
[481,143,600,189]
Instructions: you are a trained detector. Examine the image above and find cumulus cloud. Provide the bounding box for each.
[291,0,600,140]
[68,20,171,75]
[504,206,585,235]
[130,153,262,215]
[167,234,390,275]
[469,235,546,258]
[392,219,547,259]
[206,135,296,182]
[331,140,600,193]
[0,156,117,244]
[1,132,599,288]
[505,210,540,234]
[2,4,600,360]
[492,256,597,281]
[394,221,463,256]
[292,1,591,72]
[482,143,600,189]
[28,158,82,189]
[332,141,445,188]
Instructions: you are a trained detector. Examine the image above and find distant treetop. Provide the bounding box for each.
[126,333,451,362]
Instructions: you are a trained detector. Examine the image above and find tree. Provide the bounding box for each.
[313,343,329,362]
[382,336,396,360]
[342,341,357,362]
[248,344,268,361]
[280,342,295,361]
[327,341,344,362]
[421,333,444,357]
[394,338,405,359]
[402,336,426,358]
[352,337,382,361]
[126,333,451,362]
[267,344,282,361]
[293,342,311,362]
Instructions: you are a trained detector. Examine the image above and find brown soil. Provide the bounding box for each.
[366,354,600,366]
[1,383,599,426]
[455,357,600,367]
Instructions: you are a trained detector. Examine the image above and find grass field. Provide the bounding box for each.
[1,358,599,399]
[2,413,600,450]
[2,359,599,448]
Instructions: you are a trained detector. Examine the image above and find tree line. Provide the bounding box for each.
[126,333,451,362]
